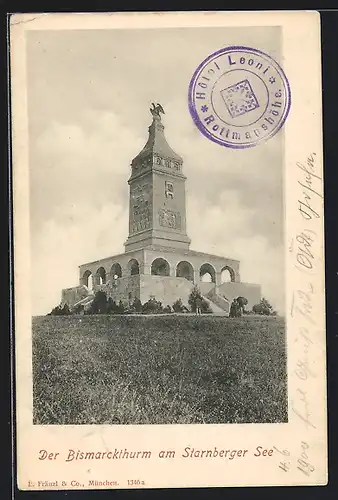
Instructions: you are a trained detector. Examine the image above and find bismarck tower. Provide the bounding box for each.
[61,104,261,314]
[125,103,191,252]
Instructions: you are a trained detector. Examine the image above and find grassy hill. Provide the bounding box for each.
[32,314,287,425]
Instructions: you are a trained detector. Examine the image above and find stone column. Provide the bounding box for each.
[193,269,200,286]
[215,272,222,289]
[92,273,100,286]
[143,262,151,275]
[169,263,176,277]
[105,272,112,285]
[123,266,131,279]
[142,251,152,275]
[138,256,149,275]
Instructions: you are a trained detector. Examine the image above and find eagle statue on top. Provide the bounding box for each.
[150,102,165,119]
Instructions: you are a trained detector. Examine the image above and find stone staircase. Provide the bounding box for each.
[72,293,94,312]
[66,279,230,316]
[200,294,228,315]
[205,287,230,315]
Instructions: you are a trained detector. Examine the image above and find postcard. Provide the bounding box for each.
[10,11,327,490]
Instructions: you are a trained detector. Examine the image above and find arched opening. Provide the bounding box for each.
[128,258,140,276]
[151,258,170,276]
[111,263,122,279]
[83,270,93,289]
[221,265,235,283]
[96,267,107,285]
[176,260,194,282]
[200,263,216,283]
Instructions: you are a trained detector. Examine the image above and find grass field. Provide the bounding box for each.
[32,314,287,425]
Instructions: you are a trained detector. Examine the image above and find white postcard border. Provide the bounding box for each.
[10,11,327,490]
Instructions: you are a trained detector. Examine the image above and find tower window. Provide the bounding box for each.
[165,181,174,199]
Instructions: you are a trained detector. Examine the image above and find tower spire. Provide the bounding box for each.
[124,105,191,252]
[130,103,182,174]
[150,102,165,119]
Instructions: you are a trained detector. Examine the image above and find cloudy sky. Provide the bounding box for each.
[26,26,284,315]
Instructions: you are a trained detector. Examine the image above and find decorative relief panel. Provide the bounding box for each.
[154,154,163,165]
[130,182,153,234]
[153,154,181,172]
[159,209,181,230]
[165,181,174,199]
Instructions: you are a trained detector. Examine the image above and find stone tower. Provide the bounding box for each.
[124,103,191,252]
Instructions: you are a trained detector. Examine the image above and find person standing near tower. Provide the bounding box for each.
[195,296,202,316]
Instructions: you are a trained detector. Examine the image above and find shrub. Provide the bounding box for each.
[142,298,163,314]
[106,297,120,314]
[187,286,212,314]
[163,305,172,314]
[117,300,126,314]
[200,298,212,314]
[48,303,72,316]
[48,305,61,316]
[229,299,242,318]
[132,298,142,313]
[172,298,185,313]
[252,297,274,316]
[188,285,203,313]
[88,291,108,314]
[106,297,113,314]
[237,296,248,314]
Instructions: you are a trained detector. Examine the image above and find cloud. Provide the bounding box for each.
[31,200,128,315]
[187,193,284,313]
[30,110,143,231]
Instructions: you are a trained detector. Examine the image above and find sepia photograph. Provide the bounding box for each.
[11,11,326,490]
[28,26,287,426]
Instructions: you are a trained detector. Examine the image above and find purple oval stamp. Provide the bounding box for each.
[188,46,291,149]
